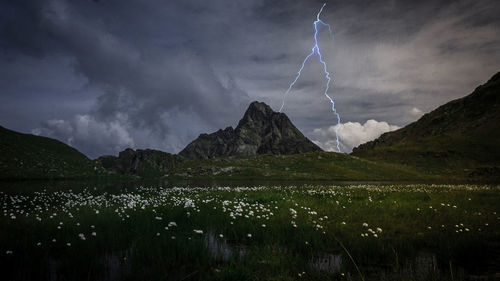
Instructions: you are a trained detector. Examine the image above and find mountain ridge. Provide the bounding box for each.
[179,101,322,159]
[97,148,183,178]
[2,71,499,182]
[352,71,500,178]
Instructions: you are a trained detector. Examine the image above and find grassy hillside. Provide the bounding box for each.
[352,72,500,181]
[0,125,106,180]
[0,125,426,182]
[166,151,430,181]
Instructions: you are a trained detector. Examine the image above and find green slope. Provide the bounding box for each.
[1,125,425,182]
[0,125,106,180]
[167,151,428,181]
[352,72,500,180]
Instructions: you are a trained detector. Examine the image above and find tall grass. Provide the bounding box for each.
[0,184,498,280]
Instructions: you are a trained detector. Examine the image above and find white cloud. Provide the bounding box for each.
[408,107,424,119]
[311,119,399,153]
[33,114,135,158]
[31,109,214,158]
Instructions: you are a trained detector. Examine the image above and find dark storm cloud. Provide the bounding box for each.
[1,0,499,156]
[2,0,256,157]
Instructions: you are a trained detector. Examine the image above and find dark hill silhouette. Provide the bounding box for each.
[97,148,182,177]
[353,71,500,179]
[0,125,104,179]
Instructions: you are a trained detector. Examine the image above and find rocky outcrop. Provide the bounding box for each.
[97,148,183,177]
[179,101,322,159]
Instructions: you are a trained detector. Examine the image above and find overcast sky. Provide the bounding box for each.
[1,0,499,158]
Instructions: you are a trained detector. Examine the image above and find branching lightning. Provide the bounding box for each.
[279,3,341,152]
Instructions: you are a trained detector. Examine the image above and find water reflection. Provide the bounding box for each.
[101,252,128,281]
[308,250,467,280]
[310,252,342,273]
[204,231,247,261]
[48,251,129,281]
[402,251,439,280]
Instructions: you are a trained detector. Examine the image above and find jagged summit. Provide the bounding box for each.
[239,101,275,121]
[179,101,322,159]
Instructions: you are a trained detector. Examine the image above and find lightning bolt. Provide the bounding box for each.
[279,3,341,153]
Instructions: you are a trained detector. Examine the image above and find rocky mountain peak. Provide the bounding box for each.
[244,101,275,117]
[179,101,322,159]
[236,101,284,129]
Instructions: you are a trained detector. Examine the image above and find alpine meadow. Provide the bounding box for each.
[1,0,499,280]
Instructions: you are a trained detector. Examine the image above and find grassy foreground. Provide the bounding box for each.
[1,183,499,280]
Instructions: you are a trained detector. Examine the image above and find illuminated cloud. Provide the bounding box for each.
[311,120,400,153]
[408,107,424,119]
